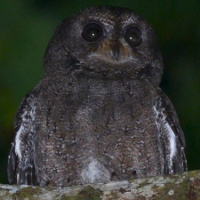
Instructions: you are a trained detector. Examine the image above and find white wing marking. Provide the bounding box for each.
[15,111,28,160]
[164,122,177,168]
[15,105,36,161]
[153,106,177,170]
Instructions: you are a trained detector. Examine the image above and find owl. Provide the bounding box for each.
[8,6,187,187]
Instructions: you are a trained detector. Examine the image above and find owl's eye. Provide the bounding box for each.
[124,26,142,47]
[82,23,104,42]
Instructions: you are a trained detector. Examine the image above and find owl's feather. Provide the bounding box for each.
[8,87,40,185]
[154,89,187,174]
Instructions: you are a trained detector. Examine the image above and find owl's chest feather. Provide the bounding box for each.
[37,78,157,147]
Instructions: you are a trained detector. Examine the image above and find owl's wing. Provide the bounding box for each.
[8,87,40,185]
[154,89,187,174]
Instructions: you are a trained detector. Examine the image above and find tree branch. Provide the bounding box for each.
[1,170,200,200]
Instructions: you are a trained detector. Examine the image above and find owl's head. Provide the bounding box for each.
[45,6,163,86]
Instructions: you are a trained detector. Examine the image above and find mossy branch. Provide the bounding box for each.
[0,170,200,200]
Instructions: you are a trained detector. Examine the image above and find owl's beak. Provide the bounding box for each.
[112,46,120,61]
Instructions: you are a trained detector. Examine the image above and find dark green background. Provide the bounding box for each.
[0,0,200,184]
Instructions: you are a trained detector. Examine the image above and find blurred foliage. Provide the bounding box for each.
[0,0,200,184]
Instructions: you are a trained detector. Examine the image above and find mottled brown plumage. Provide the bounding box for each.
[8,6,187,187]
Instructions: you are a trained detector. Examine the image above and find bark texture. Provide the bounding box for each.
[0,170,200,200]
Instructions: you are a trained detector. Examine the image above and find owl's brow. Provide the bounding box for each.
[87,14,115,27]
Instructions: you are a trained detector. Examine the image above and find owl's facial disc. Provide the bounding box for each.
[80,22,143,65]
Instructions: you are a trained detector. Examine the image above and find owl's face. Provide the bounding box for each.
[45,7,163,85]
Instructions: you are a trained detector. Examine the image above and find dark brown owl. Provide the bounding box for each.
[8,6,187,187]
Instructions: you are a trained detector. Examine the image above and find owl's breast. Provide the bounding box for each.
[35,79,161,185]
